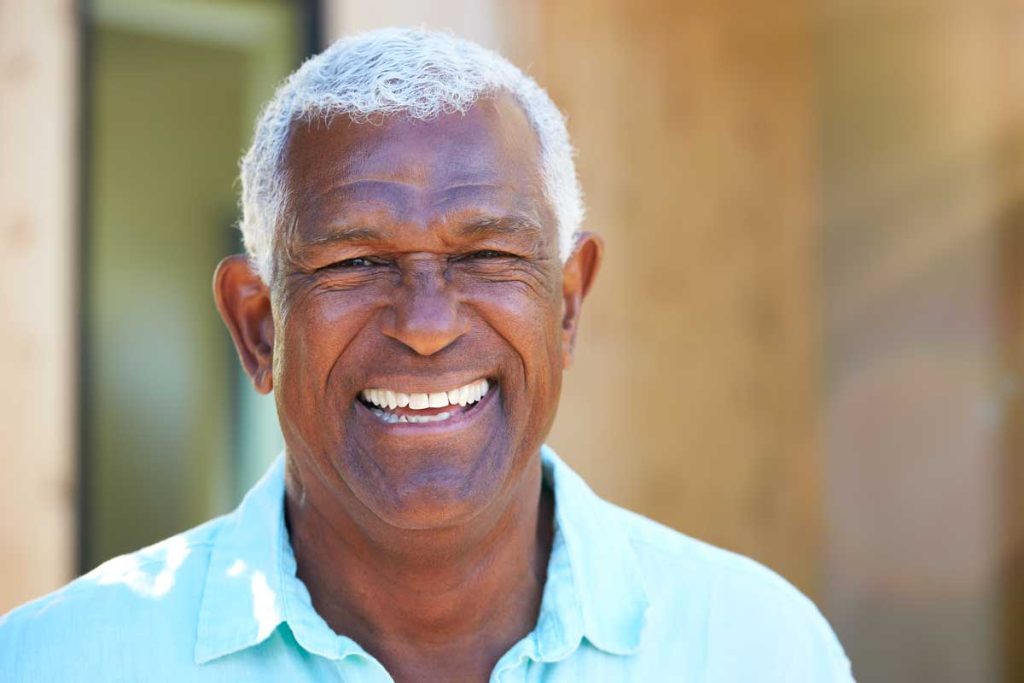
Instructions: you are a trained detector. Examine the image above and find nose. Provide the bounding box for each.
[380,265,469,356]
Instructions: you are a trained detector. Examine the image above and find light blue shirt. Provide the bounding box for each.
[1,446,854,681]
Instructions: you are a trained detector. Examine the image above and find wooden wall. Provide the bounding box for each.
[523,0,823,595]
[0,1,77,613]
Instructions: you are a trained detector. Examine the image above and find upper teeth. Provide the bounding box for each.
[360,379,490,411]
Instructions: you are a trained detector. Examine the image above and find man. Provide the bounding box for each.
[0,28,853,681]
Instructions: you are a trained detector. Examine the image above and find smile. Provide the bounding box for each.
[358,379,491,424]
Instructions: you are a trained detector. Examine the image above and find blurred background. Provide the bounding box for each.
[2,0,1022,680]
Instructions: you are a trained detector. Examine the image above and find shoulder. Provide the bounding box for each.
[604,502,854,680]
[0,517,223,680]
[610,499,819,614]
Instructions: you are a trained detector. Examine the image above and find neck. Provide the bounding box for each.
[285,453,554,682]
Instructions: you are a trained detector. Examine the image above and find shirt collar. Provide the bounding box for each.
[194,456,290,664]
[194,446,650,665]
[538,444,650,657]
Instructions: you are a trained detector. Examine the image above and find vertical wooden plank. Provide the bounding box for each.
[0,1,77,611]
[533,0,823,595]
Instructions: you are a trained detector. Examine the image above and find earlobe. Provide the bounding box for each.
[560,232,604,369]
[213,255,275,394]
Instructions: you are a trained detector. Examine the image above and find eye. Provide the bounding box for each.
[331,257,377,268]
[466,250,512,260]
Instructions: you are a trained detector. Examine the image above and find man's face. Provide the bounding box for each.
[265,95,579,529]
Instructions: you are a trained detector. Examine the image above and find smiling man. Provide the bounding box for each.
[0,28,853,682]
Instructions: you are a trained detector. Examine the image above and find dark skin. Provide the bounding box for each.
[214,93,602,681]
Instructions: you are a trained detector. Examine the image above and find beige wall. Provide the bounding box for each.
[0,1,77,612]
[532,0,823,595]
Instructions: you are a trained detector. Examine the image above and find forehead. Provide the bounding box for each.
[282,94,549,241]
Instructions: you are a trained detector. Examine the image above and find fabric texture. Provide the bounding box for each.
[0,446,854,681]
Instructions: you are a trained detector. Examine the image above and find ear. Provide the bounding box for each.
[213,255,275,394]
[561,232,604,369]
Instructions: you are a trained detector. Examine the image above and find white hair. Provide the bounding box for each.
[239,27,584,282]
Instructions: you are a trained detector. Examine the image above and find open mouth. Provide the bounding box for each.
[357,378,493,425]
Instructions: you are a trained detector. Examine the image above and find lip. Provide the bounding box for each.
[354,380,499,434]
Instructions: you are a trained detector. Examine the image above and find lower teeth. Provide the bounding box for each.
[370,408,453,424]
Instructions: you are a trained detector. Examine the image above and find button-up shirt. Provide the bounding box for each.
[1,446,854,681]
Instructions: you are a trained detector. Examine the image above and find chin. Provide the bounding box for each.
[361,464,509,530]
[339,439,516,531]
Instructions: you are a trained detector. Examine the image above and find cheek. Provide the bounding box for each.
[474,286,564,410]
[274,290,382,409]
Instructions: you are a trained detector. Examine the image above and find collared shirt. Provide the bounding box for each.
[1,446,854,681]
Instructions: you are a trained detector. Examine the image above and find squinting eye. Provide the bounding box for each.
[333,257,376,268]
[468,250,509,259]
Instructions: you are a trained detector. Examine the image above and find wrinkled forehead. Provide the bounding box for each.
[280,94,553,240]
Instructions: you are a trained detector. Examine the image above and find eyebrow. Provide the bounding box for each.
[297,225,385,251]
[455,215,545,239]
[301,214,545,248]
